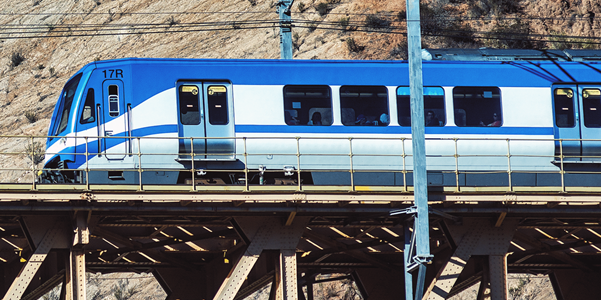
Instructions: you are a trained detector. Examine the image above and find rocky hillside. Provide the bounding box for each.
[1,0,599,140]
[0,0,595,298]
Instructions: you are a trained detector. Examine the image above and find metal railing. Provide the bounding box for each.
[0,134,599,193]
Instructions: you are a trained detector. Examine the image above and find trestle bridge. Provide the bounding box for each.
[0,135,601,300]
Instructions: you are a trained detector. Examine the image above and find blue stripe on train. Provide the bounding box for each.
[234,125,554,135]
[51,124,553,170]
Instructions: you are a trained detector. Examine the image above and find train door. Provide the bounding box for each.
[176,81,234,160]
[578,85,601,159]
[102,80,127,159]
[553,84,601,161]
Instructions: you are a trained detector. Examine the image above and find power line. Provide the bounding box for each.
[0,11,275,16]
[0,17,599,46]
[1,10,601,22]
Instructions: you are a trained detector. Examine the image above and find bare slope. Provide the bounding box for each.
[0,0,595,298]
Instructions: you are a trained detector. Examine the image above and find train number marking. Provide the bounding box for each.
[102,69,124,78]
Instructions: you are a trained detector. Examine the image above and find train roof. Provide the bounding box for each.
[70,54,601,92]
[423,48,601,62]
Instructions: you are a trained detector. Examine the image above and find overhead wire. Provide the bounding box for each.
[1,9,600,21]
[0,11,599,45]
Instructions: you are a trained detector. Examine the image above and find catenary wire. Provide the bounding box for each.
[0,17,599,45]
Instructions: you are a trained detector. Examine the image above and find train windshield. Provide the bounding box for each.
[54,74,82,136]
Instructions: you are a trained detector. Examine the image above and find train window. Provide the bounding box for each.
[583,89,601,128]
[397,87,445,126]
[179,85,201,125]
[554,88,575,128]
[453,87,502,127]
[108,85,119,117]
[283,85,332,126]
[55,73,82,135]
[207,85,228,125]
[340,86,389,126]
[80,88,96,124]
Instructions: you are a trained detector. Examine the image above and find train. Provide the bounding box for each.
[40,49,601,187]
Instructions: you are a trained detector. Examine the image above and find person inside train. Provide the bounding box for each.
[379,113,390,126]
[426,110,439,126]
[308,112,322,125]
[355,114,367,125]
[285,110,299,125]
[480,112,501,127]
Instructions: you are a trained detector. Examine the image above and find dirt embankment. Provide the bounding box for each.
[1,0,599,138]
[0,0,586,297]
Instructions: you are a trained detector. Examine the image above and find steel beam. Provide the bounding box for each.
[513,231,593,272]
[404,222,413,300]
[69,212,88,300]
[488,255,507,300]
[21,270,64,300]
[3,221,68,300]
[275,249,298,300]
[303,230,397,272]
[213,217,309,300]
[425,218,518,300]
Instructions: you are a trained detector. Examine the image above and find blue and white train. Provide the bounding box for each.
[41,50,601,187]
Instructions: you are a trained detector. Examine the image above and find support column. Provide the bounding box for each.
[213,217,309,300]
[404,222,413,300]
[476,257,490,300]
[70,212,88,300]
[306,281,314,300]
[488,255,507,300]
[3,218,70,300]
[425,218,518,300]
[275,249,298,300]
[63,255,73,300]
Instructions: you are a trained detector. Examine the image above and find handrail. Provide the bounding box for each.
[4,134,601,193]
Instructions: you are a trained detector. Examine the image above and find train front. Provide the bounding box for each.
[39,63,95,183]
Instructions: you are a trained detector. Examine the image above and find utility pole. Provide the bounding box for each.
[278,0,294,59]
[392,0,432,299]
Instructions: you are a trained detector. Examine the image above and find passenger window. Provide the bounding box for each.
[207,85,228,125]
[554,88,575,128]
[55,74,82,135]
[397,87,445,127]
[80,88,96,124]
[583,88,601,128]
[283,85,332,126]
[108,85,119,117]
[340,86,389,126]
[179,85,201,125]
[453,87,502,127]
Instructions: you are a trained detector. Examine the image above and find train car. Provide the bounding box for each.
[39,54,601,187]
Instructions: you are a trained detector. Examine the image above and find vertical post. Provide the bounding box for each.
[404,223,414,300]
[30,136,36,190]
[278,249,298,300]
[137,137,143,191]
[243,137,249,192]
[278,0,294,59]
[401,138,408,192]
[348,138,355,191]
[489,254,508,300]
[406,0,432,298]
[296,137,302,191]
[307,280,314,300]
[85,137,90,190]
[72,211,89,300]
[453,138,460,192]
[506,139,513,192]
[191,137,196,191]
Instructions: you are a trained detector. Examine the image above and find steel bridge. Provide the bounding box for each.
[2,136,601,300]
